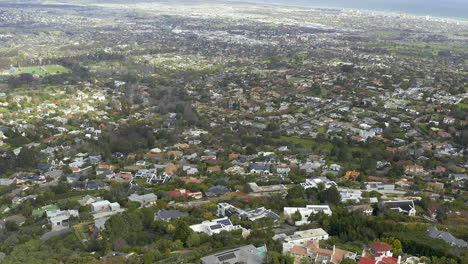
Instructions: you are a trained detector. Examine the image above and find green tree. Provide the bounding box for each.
[286,185,306,200]
[341,258,358,264]
[186,233,201,247]
[5,221,19,232]
[320,186,341,205]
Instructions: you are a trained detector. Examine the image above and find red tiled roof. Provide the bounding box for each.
[371,242,392,252]
[359,257,377,264]
[368,176,389,183]
[382,257,399,264]
[313,248,333,256]
[291,245,307,255]
[306,240,319,249]
[43,136,56,143]
[207,166,222,172]
[167,189,191,198]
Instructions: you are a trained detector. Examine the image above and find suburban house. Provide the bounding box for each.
[339,188,362,203]
[217,203,280,222]
[166,189,203,199]
[46,209,79,231]
[284,205,332,226]
[90,200,121,213]
[274,228,329,244]
[427,226,468,248]
[12,195,37,205]
[200,244,266,264]
[249,164,271,175]
[78,195,102,206]
[348,204,374,216]
[189,217,248,236]
[154,209,188,222]
[359,242,401,264]
[404,165,424,175]
[395,179,413,187]
[206,185,230,197]
[32,204,60,217]
[282,240,356,264]
[276,165,291,175]
[365,182,395,192]
[0,178,16,186]
[0,214,26,229]
[128,193,157,207]
[244,182,288,196]
[382,200,416,216]
[301,177,337,190]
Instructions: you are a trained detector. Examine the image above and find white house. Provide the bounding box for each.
[274,228,329,244]
[339,189,362,203]
[300,178,337,190]
[90,200,120,213]
[189,217,248,236]
[284,205,332,226]
[383,200,416,216]
[46,209,79,231]
[128,193,157,207]
[276,165,291,175]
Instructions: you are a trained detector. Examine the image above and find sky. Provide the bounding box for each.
[233,0,468,19]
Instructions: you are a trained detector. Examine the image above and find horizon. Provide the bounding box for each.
[229,0,468,20]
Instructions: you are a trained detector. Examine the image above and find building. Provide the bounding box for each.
[32,204,60,217]
[348,204,374,216]
[135,168,171,184]
[284,205,332,226]
[128,193,157,207]
[369,242,393,257]
[206,185,230,197]
[282,240,356,264]
[244,182,288,196]
[217,203,280,222]
[274,228,329,244]
[12,195,37,205]
[339,189,362,203]
[365,182,395,192]
[276,165,291,175]
[427,226,468,248]
[166,189,203,199]
[0,214,26,229]
[46,209,79,231]
[0,178,16,186]
[250,164,271,175]
[404,165,424,175]
[359,242,400,264]
[90,200,121,213]
[155,209,188,221]
[301,177,337,190]
[383,200,416,216]
[190,217,247,236]
[200,244,266,264]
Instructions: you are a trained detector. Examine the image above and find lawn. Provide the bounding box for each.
[1,65,70,77]
[273,136,333,152]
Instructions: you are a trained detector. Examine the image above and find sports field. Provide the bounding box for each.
[1,65,70,77]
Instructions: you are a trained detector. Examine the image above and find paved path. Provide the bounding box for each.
[40,227,72,242]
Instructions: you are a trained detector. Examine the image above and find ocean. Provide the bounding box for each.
[235,0,468,20]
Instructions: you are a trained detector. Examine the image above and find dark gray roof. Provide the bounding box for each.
[155,209,188,221]
[201,244,265,264]
[206,185,230,197]
[384,200,414,212]
[427,226,468,248]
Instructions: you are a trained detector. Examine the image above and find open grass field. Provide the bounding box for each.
[273,136,333,152]
[1,65,70,77]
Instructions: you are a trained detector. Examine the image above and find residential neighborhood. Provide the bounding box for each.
[0,0,466,263]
